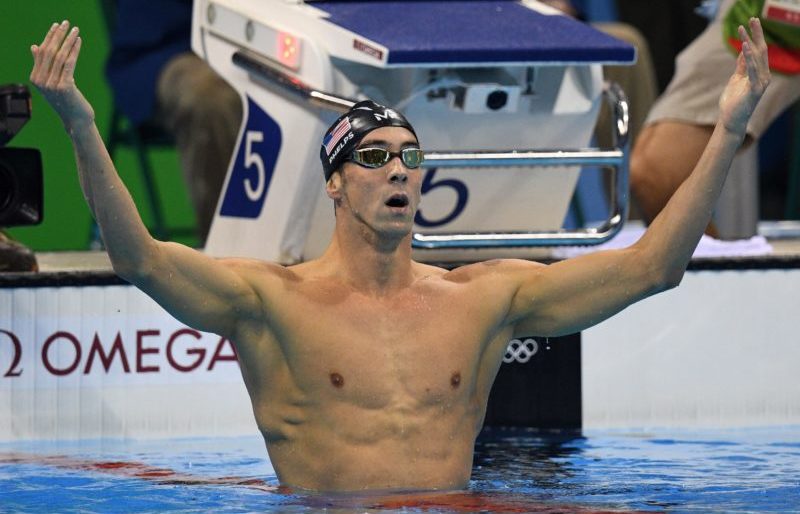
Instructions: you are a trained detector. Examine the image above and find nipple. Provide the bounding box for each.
[450,372,461,388]
[330,372,344,388]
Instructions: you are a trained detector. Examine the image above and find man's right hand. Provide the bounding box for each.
[29,21,94,131]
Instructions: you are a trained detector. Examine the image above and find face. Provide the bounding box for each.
[327,126,422,238]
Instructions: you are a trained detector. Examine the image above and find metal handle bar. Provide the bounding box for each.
[233,50,630,247]
[421,149,624,168]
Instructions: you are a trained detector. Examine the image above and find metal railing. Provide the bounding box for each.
[233,49,630,248]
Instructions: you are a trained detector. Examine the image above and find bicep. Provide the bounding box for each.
[124,241,264,338]
[508,246,665,337]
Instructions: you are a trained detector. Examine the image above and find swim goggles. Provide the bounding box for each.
[349,147,425,169]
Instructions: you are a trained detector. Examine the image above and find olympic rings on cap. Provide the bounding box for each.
[503,338,539,364]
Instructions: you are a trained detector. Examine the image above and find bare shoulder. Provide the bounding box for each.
[219,256,296,277]
[443,258,546,284]
[216,257,301,295]
[416,259,548,310]
[416,259,549,330]
[411,261,449,279]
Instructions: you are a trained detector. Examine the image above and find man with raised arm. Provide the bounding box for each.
[30,18,770,492]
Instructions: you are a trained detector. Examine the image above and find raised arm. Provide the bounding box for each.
[505,18,771,337]
[29,21,264,338]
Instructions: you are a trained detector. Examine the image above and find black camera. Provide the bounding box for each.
[0,84,43,227]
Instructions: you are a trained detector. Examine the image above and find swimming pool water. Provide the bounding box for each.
[1,426,799,513]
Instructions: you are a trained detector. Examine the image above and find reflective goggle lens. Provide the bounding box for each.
[351,148,424,169]
[355,148,390,167]
[402,148,424,168]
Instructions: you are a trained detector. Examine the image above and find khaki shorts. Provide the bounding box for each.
[645,0,800,138]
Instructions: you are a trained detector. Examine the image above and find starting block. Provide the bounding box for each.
[191,0,635,263]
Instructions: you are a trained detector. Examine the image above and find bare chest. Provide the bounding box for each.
[272,284,498,408]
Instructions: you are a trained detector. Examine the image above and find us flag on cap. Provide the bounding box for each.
[323,116,352,155]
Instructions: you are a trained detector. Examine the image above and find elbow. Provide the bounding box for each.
[663,273,684,292]
[109,240,161,285]
[653,266,685,293]
[634,240,685,294]
[111,259,148,285]
[112,260,148,285]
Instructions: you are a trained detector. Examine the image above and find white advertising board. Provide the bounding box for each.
[0,285,257,441]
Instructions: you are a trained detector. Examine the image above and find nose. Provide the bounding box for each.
[387,156,408,183]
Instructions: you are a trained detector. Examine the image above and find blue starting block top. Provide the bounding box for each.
[312,0,636,66]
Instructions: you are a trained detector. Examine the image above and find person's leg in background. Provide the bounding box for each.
[630,122,716,228]
[626,0,722,231]
[156,53,243,245]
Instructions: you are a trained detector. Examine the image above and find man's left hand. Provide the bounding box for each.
[719,17,771,137]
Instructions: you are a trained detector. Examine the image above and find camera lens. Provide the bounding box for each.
[486,90,508,111]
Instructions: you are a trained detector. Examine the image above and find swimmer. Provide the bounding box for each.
[29,18,770,492]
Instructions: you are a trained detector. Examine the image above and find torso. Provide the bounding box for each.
[227,259,516,491]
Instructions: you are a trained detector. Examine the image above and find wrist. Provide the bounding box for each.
[64,114,95,136]
[720,124,747,145]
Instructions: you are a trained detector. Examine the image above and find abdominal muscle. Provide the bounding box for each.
[258,389,482,492]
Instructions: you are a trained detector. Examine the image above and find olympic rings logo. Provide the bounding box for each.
[503,338,539,364]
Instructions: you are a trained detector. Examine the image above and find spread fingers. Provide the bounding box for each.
[31,21,71,84]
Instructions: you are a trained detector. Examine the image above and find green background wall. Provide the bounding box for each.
[1,1,197,251]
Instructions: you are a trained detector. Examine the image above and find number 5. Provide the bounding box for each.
[244,130,265,201]
[414,168,469,227]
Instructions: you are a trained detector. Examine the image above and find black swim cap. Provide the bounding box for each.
[320,100,418,181]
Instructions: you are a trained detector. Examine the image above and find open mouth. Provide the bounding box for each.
[385,194,409,209]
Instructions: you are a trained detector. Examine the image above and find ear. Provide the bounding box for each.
[325,170,343,200]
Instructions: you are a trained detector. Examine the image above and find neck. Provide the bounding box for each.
[322,218,415,296]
